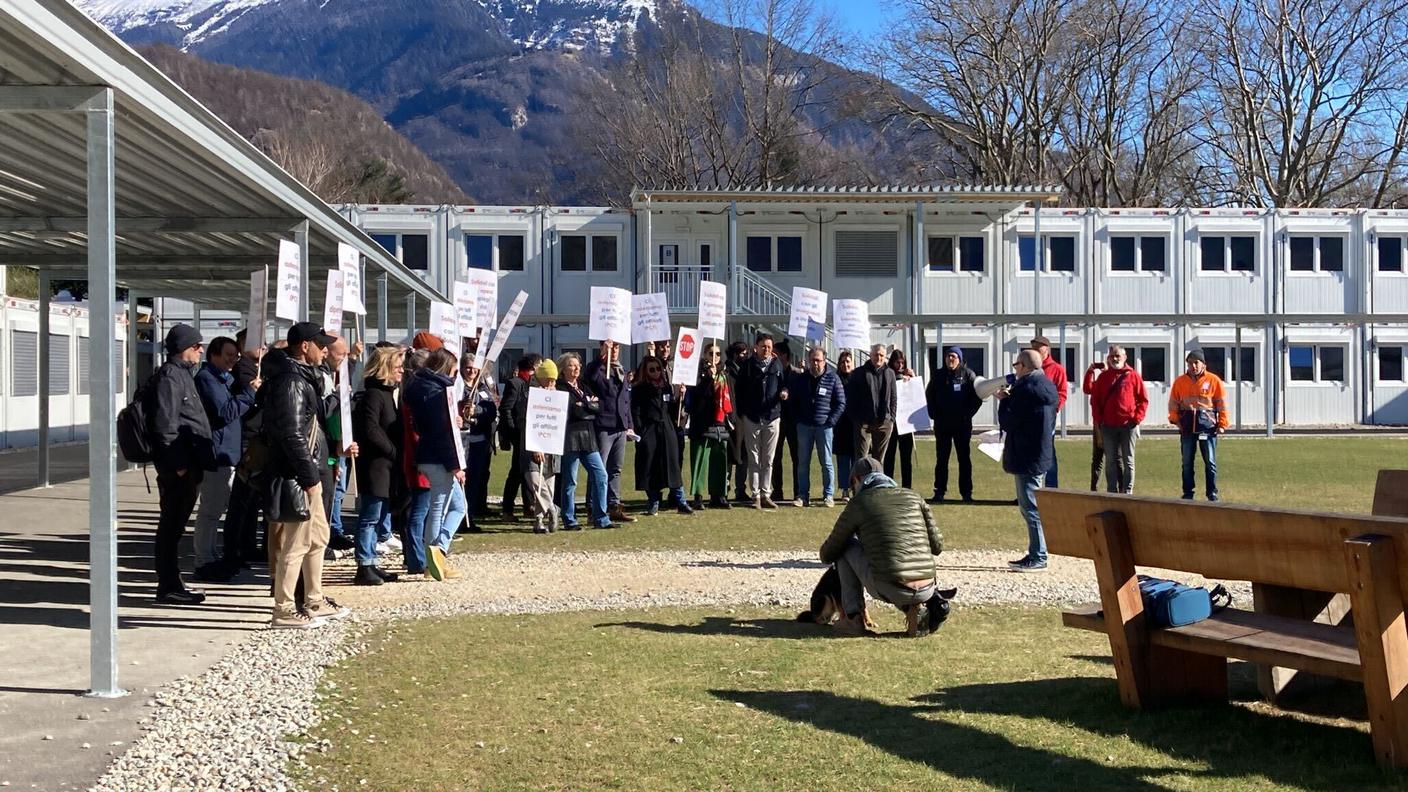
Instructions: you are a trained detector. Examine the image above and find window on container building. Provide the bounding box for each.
[401,234,429,271]
[1200,235,1256,272]
[1060,346,1079,378]
[777,236,803,271]
[1110,235,1167,273]
[370,233,397,256]
[927,236,985,273]
[1134,346,1167,383]
[1289,236,1344,273]
[927,345,987,377]
[1379,346,1405,382]
[1289,345,1346,382]
[465,235,493,270]
[1379,236,1404,272]
[466,234,526,272]
[1202,346,1257,383]
[499,235,525,270]
[1018,234,1076,272]
[560,234,617,272]
[746,235,803,272]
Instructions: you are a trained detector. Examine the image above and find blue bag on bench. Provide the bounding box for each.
[1137,575,1231,628]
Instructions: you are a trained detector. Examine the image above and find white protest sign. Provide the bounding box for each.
[467,269,497,331]
[337,357,354,450]
[338,243,366,315]
[429,301,460,354]
[632,292,672,344]
[524,387,569,456]
[485,290,529,365]
[588,286,632,344]
[832,298,870,350]
[447,388,466,469]
[895,377,932,436]
[697,280,727,339]
[453,281,478,340]
[788,286,828,341]
[275,239,301,321]
[977,429,1005,463]
[671,327,702,386]
[322,270,344,336]
[247,267,268,351]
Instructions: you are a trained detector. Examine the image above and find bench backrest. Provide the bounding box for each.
[1037,488,1408,595]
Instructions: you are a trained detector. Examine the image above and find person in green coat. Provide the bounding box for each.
[818,457,951,637]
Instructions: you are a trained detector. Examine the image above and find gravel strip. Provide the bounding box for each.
[88,548,1251,791]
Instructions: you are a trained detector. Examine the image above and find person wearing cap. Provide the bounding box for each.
[1169,350,1229,501]
[150,323,216,605]
[520,359,562,533]
[262,321,350,628]
[1028,335,1068,488]
[1086,345,1149,494]
[817,457,951,638]
[997,349,1059,572]
[925,347,982,503]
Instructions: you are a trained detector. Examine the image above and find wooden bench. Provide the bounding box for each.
[1039,473,1408,768]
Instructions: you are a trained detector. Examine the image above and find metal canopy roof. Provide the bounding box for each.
[0,0,445,323]
[631,185,1063,211]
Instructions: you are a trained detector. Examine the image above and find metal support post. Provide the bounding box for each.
[377,273,389,344]
[1235,324,1243,431]
[1265,321,1276,438]
[644,203,653,293]
[728,201,739,313]
[1058,321,1068,438]
[912,201,924,365]
[1033,202,1043,324]
[86,88,124,697]
[192,303,202,340]
[294,221,310,322]
[37,269,50,488]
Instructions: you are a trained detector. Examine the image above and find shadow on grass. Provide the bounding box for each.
[717,678,1392,790]
[599,615,827,640]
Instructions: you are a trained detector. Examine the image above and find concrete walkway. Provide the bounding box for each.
[0,449,269,790]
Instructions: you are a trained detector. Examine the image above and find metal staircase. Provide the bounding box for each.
[733,267,835,352]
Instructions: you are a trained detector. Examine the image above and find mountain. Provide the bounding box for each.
[79,0,933,204]
[137,44,469,204]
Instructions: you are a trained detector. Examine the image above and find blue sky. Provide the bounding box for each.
[818,0,893,37]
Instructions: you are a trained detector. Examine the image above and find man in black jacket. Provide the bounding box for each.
[925,347,982,504]
[262,322,349,628]
[584,340,636,524]
[150,324,214,604]
[498,353,541,521]
[734,333,788,509]
[846,344,897,462]
[771,339,802,503]
[221,329,266,569]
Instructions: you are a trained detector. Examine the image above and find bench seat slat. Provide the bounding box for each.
[1062,604,1363,682]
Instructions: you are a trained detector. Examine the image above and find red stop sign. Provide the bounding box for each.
[679,334,696,358]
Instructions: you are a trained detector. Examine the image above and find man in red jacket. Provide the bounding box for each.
[1030,336,1068,488]
[1086,345,1148,493]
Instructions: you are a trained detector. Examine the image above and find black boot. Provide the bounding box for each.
[353,566,384,586]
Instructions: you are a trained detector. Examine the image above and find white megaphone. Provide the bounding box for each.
[974,373,1016,400]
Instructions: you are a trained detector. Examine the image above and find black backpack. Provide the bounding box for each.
[117,376,157,464]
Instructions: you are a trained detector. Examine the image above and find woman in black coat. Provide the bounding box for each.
[557,353,612,530]
[351,346,403,585]
[631,356,692,516]
[834,349,857,501]
[883,348,917,488]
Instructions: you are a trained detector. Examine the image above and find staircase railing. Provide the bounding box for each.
[732,267,835,351]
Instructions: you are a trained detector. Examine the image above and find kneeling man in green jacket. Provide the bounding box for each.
[819,456,950,637]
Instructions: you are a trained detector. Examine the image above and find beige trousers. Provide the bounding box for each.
[270,483,328,616]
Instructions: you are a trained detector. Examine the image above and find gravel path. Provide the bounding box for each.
[88,548,1248,791]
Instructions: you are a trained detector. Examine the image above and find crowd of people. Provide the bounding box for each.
[138,318,1231,627]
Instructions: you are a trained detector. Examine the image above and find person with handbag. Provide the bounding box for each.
[632,356,693,516]
[405,347,465,580]
[350,346,404,586]
[1169,350,1228,501]
[686,344,733,510]
[262,322,349,628]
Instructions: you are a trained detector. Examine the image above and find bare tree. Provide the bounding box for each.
[1195,0,1408,206]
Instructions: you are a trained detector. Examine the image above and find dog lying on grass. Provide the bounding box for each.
[796,566,955,637]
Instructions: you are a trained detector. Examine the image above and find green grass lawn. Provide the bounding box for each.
[299,605,1395,791]
[455,435,1407,553]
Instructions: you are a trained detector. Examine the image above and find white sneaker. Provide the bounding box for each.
[375,541,390,556]
[385,536,403,552]
[823,497,835,508]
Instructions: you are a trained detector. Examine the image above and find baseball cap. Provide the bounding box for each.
[164,324,203,355]
[287,321,335,349]
[1030,335,1052,349]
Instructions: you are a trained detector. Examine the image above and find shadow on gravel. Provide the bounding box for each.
[599,615,829,640]
[678,558,824,571]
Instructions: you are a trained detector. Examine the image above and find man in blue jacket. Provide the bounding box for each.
[997,349,1058,573]
[789,347,846,507]
[192,336,259,582]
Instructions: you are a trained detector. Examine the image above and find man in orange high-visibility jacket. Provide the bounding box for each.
[1167,350,1229,501]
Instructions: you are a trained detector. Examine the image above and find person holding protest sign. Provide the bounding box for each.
[833,350,857,502]
[558,353,614,530]
[521,359,563,534]
[882,349,917,489]
[459,354,498,531]
[632,356,693,516]
[405,348,464,580]
[687,344,733,510]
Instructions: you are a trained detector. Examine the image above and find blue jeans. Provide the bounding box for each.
[330,456,349,537]
[1180,434,1220,501]
[377,508,392,543]
[796,424,835,500]
[403,488,430,573]
[355,495,387,566]
[561,449,610,527]
[1045,436,1060,489]
[1015,473,1047,562]
[418,464,458,553]
[434,480,467,552]
[837,454,854,491]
